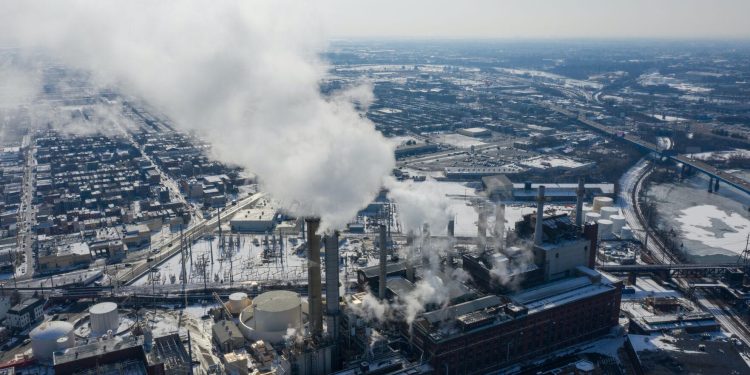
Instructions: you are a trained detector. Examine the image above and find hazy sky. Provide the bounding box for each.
[320,0,750,39]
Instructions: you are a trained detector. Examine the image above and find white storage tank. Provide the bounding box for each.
[228,292,251,315]
[610,215,626,235]
[620,226,634,240]
[597,219,613,240]
[599,207,619,220]
[31,321,75,361]
[238,290,302,344]
[90,302,119,335]
[56,336,72,351]
[584,212,601,224]
[592,197,613,213]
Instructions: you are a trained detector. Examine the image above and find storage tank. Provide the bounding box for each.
[620,226,634,240]
[610,215,626,235]
[31,321,75,361]
[238,290,303,344]
[56,336,73,351]
[597,219,613,240]
[90,302,119,335]
[599,207,619,220]
[228,292,251,315]
[584,212,601,224]
[592,197,613,212]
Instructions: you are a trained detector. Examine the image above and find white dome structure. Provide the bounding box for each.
[228,292,251,315]
[239,290,303,344]
[31,321,75,361]
[90,302,119,335]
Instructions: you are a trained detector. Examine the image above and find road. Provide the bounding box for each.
[16,135,37,281]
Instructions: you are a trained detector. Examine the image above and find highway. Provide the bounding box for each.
[549,104,750,195]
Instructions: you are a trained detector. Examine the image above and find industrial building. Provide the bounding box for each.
[456,127,491,138]
[230,208,278,233]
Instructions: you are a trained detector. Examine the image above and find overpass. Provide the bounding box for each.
[548,105,750,195]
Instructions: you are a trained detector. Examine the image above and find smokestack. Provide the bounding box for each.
[576,178,585,227]
[495,203,505,252]
[534,185,546,246]
[325,231,340,342]
[478,207,487,246]
[379,224,387,300]
[305,217,323,337]
[447,219,455,237]
[583,222,599,268]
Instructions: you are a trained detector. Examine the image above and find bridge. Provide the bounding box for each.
[598,263,745,278]
[548,105,750,195]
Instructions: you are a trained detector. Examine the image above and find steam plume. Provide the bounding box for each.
[0,1,395,229]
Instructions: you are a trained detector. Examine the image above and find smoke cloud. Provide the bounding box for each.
[0,1,395,229]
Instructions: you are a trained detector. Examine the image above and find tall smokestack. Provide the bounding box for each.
[305,217,323,337]
[379,224,388,300]
[478,207,487,247]
[576,178,585,227]
[447,219,455,238]
[325,231,340,339]
[534,186,546,246]
[583,222,599,268]
[495,203,505,252]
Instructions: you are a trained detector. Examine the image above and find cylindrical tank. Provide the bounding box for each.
[239,290,303,343]
[597,219,613,240]
[228,292,251,315]
[592,197,613,213]
[584,212,601,224]
[31,321,75,361]
[90,302,119,335]
[599,206,619,220]
[610,215,626,235]
[620,226,633,240]
[56,336,72,350]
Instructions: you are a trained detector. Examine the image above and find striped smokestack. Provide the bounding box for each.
[305,217,323,337]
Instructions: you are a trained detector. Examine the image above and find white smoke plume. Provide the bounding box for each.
[385,178,453,235]
[0,1,394,230]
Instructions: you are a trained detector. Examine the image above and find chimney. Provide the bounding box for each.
[477,208,487,246]
[495,203,505,252]
[379,224,388,300]
[325,231,340,348]
[447,219,455,238]
[305,217,323,337]
[576,178,585,227]
[534,186,546,246]
[583,222,599,268]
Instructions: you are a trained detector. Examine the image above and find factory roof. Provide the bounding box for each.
[360,261,411,279]
[212,319,243,344]
[230,208,276,223]
[511,271,616,313]
[54,336,144,366]
[423,295,504,325]
[511,182,615,195]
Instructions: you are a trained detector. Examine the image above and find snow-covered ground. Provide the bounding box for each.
[432,133,487,148]
[646,172,750,262]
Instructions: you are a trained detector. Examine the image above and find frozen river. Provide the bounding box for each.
[646,171,750,263]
